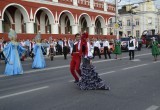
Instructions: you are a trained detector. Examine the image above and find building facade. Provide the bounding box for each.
[0,0,116,39]
[118,0,159,38]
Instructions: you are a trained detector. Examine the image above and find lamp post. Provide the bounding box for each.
[115,0,121,39]
[158,12,160,34]
[131,12,134,37]
[115,0,119,39]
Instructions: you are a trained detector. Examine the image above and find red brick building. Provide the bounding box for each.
[0,0,116,40]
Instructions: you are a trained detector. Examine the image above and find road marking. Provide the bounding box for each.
[0,86,49,100]
[131,59,141,62]
[69,80,74,82]
[0,75,5,78]
[69,71,115,82]
[25,53,151,74]
[153,61,160,63]
[99,71,116,76]
[93,53,151,64]
[0,53,153,78]
[146,105,159,110]
[122,64,148,70]
[24,65,69,74]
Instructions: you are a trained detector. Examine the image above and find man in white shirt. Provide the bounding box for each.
[103,38,111,59]
[93,38,101,59]
[128,36,136,60]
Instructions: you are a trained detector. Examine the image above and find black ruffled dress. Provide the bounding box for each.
[78,58,110,90]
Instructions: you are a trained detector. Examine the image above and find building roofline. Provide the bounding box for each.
[22,0,115,16]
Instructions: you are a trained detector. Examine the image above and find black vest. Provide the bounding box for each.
[72,44,77,53]
[129,40,134,47]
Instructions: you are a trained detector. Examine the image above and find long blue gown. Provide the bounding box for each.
[3,41,26,75]
[32,43,46,69]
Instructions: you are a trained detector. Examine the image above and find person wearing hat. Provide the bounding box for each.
[113,38,122,59]
[128,36,136,60]
[32,34,46,69]
[151,37,160,61]
[3,29,26,75]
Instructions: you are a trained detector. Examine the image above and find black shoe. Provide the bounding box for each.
[74,80,79,83]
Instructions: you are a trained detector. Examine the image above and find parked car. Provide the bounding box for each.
[143,35,160,48]
[99,41,115,55]
[136,38,143,51]
[120,37,141,51]
[120,37,130,51]
[141,29,160,47]
[109,41,115,53]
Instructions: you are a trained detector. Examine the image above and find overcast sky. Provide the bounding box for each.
[105,0,160,8]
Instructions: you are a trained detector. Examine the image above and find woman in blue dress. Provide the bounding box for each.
[32,34,46,69]
[3,29,26,75]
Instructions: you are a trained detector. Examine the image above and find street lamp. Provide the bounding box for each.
[115,0,118,39]
[115,0,121,39]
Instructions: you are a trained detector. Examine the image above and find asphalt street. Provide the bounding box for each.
[0,48,160,110]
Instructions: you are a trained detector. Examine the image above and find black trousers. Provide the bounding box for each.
[93,47,101,59]
[104,46,111,59]
[0,51,5,60]
[58,45,62,55]
[50,48,55,61]
[138,43,142,51]
[63,46,68,59]
[29,48,34,60]
[129,50,134,60]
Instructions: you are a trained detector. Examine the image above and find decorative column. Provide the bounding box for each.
[72,25,79,34]
[51,23,59,34]
[89,26,95,35]
[26,22,34,33]
[52,0,58,2]
[104,2,107,11]
[0,19,2,33]
[102,27,107,35]
[90,0,94,9]
[73,0,78,6]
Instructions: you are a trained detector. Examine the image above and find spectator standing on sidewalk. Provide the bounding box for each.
[103,38,111,59]
[63,37,68,60]
[151,37,160,61]
[113,38,122,59]
[93,38,101,59]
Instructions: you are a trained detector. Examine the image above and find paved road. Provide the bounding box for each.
[0,48,160,110]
